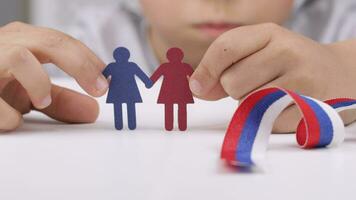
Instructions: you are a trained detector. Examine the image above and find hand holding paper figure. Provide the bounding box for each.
[100,47,356,169]
[189,23,356,133]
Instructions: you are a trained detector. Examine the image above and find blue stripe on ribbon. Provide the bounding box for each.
[330,100,356,109]
[301,96,334,147]
[236,90,287,165]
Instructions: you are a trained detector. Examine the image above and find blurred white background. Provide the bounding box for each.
[29,0,119,30]
[0,0,27,25]
[0,0,119,29]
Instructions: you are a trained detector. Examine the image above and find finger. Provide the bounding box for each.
[219,45,284,100]
[273,105,300,133]
[0,22,108,97]
[75,40,106,71]
[190,23,275,98]
[0,79,32,114]
[38,84,99,123]
[248,76,305,133]
[0,77,13,91]
[1,22,106,69]
[266,77,303,133]
[0,98,22,132]
[0,44,52,109]
[263,75,356,132]
[192,83,228,101]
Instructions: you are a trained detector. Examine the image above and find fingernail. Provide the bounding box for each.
[189,79,203,95]
[96,76,108,92]
[37,95,52,109]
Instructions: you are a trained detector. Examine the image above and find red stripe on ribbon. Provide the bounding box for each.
[221,88,279,161]
[286,91,321,148]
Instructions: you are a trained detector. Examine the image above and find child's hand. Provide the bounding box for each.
[0,22,108,131]
[190,23,356,132]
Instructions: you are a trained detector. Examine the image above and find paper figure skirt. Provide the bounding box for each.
[156,84,194,104]
[106,84,143,104]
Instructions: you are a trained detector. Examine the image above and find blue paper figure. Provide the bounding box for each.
[103,47,153,130]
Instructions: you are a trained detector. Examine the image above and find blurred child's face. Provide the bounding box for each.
[140,0,294,63]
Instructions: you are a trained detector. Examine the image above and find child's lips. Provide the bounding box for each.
[194,23,242,38]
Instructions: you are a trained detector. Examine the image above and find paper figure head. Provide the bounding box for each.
[166,47,184,63]
[114,47,131,62]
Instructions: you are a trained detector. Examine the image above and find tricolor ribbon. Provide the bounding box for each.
[221,87,356,167]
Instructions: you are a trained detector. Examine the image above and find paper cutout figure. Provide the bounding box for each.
[103,47,152,130]
[151,48,194,131]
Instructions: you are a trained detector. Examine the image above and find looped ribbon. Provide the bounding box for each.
[221,87,356,167]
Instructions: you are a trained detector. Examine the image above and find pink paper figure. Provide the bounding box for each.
[150,48,194,131]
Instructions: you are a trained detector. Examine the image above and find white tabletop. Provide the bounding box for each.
[0,79,355,200]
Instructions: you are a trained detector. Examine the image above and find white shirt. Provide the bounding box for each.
[287,0,356,43]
